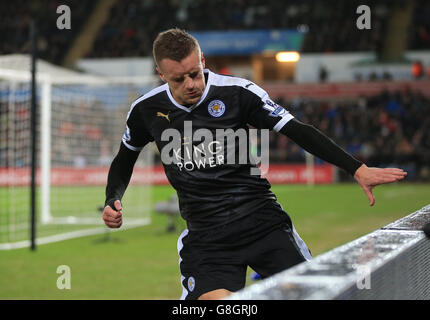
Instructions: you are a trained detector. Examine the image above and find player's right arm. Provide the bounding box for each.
[103,98,154,228]
[103,142,140,228]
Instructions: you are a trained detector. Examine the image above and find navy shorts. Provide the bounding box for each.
[177,201,312,300]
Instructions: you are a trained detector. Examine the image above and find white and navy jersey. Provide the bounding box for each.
[122,69,294,230]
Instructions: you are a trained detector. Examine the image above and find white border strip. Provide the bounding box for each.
[0,218,150,250]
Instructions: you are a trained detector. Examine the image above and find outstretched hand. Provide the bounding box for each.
[354,164,407,206]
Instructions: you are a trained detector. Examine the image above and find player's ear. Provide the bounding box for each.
[156,66,166,82]
[201,52,206,69]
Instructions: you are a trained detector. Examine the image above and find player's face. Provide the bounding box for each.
[157,50,206,106]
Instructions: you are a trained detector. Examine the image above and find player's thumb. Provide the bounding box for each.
[363,185,375,206]
[114,200,122,212]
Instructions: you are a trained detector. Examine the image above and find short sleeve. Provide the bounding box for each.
[240,83,294,131]
[122,102,154,151]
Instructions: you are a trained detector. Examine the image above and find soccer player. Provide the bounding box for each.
[103,28,407,300]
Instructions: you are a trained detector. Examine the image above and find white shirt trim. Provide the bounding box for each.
[121,139,143,152]
[166,69,213,113]
[273,114,295,132]
[177,229,189,300]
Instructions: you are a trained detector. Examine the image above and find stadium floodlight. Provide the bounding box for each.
[0,54,159,250]
[275,51,300,62]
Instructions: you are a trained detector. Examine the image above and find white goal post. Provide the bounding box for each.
[0,54,159,249]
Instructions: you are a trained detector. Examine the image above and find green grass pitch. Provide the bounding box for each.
[0,183,429,299]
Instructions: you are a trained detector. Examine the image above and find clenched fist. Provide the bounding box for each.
[103,200,123,228]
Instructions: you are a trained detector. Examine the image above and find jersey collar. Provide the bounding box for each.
[166,69,212,113]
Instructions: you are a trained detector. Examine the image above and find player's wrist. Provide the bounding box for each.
[353,163,368,180]
[105,198,118,211]
[350,161,365,177]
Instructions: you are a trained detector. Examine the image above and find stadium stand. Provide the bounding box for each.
[1,1,429,182]
[88,0,393,58]
[270,89,430,181]
[1,1,429,62]
[408,0,430,50]
[0,0,95,65]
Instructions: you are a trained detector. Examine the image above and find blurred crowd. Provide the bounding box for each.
[408,0,430,50]
[1,84,429,181]
[0,0,94,65]
[269,89,430,181]
[90,0,392,58]
[1,1,429,63]
[1,1,429,182]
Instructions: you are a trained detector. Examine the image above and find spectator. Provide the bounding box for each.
[411,60,424,79]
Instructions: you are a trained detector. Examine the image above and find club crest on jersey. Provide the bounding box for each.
[187,276,195,292]
[208,100,226,118]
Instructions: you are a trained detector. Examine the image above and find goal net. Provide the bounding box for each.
[0,55,158,249]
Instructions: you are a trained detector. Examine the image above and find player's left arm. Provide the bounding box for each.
[240,83,407,206]
[280,118,407,206]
